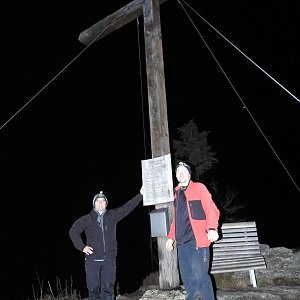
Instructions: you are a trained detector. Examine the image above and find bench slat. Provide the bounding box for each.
[213,244,260,250]
[211,264,266,274]
[213,246,262,251]
[221,228,257,233]
[212,256,266,264]
[221,232,258,237]
[213,252,263,259]
[212,263,266,272]
[213,237,259,245]
[220,221,256,229]
[222,230,257,236]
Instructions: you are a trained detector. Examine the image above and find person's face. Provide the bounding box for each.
[176,166,191,184]
[94,198,107,213]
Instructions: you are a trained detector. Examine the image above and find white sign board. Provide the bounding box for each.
[141,153,174,206]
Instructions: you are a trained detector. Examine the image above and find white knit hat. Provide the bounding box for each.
[92,191,108,206]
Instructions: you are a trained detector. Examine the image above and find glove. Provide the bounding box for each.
[166,238,174,251]
[207,229,219,242]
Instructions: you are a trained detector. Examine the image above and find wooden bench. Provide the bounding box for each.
[210,221,267,287]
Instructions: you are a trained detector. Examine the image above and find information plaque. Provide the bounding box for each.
[141,153,174,206]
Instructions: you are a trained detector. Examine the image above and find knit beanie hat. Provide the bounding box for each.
[175,161,192,175]
[93,191,108,206]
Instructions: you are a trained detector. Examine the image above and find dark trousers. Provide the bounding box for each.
[178,240,215,300]
[85,258,116,300]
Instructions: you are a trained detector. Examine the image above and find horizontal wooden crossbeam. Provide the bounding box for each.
[78,0,168,45]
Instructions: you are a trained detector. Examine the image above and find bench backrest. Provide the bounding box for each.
[211,221,266,273]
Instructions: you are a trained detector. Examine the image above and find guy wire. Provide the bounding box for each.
[177,0,299,193]
[0,18,117,131]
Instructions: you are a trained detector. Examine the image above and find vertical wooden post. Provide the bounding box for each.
[143,0,180,289]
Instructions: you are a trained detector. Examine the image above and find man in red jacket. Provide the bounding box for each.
[166,162,220,300]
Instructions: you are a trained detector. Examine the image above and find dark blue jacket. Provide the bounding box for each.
[69,193,142,260]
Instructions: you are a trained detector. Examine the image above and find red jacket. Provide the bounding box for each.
[168,180,220,248]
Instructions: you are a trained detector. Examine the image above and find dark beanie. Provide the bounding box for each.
[176,161,192,175]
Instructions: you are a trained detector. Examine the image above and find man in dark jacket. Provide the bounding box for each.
[69,189,143,300]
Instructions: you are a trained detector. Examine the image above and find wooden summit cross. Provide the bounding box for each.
[78,0,180,289]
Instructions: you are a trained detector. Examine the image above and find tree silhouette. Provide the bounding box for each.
[173,119,245,222]
[209,180,245,223]
[173,119,218,180]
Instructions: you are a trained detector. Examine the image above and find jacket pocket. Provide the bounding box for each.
[189,200,206,220]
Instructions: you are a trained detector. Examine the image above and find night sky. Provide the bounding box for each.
[2,1,300,299]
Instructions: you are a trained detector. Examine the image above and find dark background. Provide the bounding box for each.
[2,1,299,299]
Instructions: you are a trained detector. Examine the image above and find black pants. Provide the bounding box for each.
[85,258,116,300]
